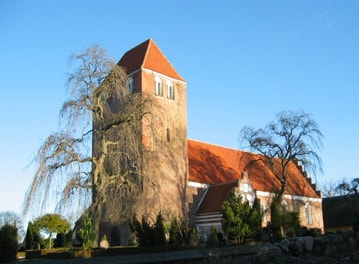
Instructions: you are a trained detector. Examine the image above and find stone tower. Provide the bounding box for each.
[118,39,188,221]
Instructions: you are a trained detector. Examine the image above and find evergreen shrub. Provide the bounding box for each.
[206,225,219,248]
[0,224,18,263]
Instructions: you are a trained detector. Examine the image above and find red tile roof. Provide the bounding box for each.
[188,139,320,198]
[196,181,238,214]
[118,39,184,81]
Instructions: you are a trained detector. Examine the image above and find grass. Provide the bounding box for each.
[23,244,194,260]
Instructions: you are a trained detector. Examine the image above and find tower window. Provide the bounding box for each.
[167,80,174,99]
[154,76,163,96]
[166,128,170,142]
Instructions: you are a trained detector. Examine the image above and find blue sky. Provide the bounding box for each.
[1,0,358,218]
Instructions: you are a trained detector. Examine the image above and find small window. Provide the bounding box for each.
[240,183,249,192]
[305,202,313,225]
[128,77,134,92]
[166,128,170,142]
[167,80,174,99]
[261,205,267,224]
[154,76,163,96]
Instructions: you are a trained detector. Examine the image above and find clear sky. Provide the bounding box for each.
[1,0,358,220]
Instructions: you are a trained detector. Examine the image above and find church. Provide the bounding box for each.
[114,39,323,241]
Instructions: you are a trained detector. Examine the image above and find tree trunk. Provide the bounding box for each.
[49,234,52,250]
[276,175,287,203]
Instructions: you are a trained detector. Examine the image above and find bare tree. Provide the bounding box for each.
[318,178,359,197]
[239,110,323,202]
[0,211,22,228]
[0,211,24,240]
[335,178,359,196]
[318,180,340,198]
[23,45,157,239]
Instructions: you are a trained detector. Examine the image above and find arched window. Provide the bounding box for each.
[305,202,313,225]
[261,205,267,224]
[154,76,163,96]
[167,80,174,99]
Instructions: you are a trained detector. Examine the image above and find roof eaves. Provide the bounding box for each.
[194,186,210,215]
[142,68,187,84]
[146,39,185,81]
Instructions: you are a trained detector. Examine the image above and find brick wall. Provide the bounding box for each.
[135,69,188,222]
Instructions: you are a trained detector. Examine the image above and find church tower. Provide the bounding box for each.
[118,39,188,220]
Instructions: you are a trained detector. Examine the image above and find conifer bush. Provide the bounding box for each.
[168,217,193,246]
[281,211,300,236]
[0,224,18,263]
[153,213,166,246]
[206,225,219,248]
[78,216,96,250]
[131,214,198,247]
[188,227,200,247]
[270,200,282,242]
[25,221,41,250]
[131,216,154,246]
[221,191,252,244]
[249,198,262,239]
[54,230,73,248]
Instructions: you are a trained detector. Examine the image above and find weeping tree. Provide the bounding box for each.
[23,45,158,241]
[239,110,323,202]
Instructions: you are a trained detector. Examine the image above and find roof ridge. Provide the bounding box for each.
[188,138,236,150]
[119,39,184,81]
[188,138,255,155]
[150,39,184,81]
[210,181,238,187]
[188,138,320,198]
[141,38,152,68]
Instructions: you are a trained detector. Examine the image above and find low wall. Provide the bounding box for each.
[25,233,359,264]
